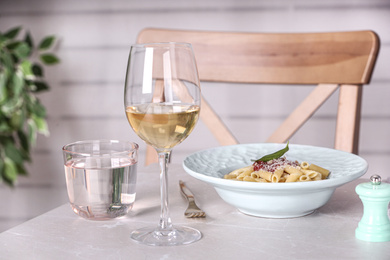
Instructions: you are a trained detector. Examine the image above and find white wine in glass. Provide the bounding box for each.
[124,42,201,246]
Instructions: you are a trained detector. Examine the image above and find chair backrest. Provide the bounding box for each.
[136,28,380,165]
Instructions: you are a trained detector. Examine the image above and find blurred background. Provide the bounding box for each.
[0,0,389,232]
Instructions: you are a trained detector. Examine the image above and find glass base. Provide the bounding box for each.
[130,225,202,246]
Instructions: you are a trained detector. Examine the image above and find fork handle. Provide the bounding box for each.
[179,180,195,201]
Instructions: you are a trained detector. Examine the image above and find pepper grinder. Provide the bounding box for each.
[355,175,390,242]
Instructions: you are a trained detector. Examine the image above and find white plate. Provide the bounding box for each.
[183,143,368,218]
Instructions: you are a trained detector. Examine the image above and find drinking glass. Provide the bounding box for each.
[124,42,201,246]
[62,140,139,220]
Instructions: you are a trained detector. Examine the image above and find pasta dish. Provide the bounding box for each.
[223,143,330,183]
[224,157,330,183]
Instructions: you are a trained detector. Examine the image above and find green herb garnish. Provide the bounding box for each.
[252,142,289,162]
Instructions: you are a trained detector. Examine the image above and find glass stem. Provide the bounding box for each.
[158,150,173,231]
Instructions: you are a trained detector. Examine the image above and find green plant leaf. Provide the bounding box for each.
[32,114,49,136]
[0,121,12,133]
[0,72,8,104]
[252,142,290,162]
[12,71,24,97]
[15,163,28,176]
[0,49,15,71]
[10,110,23,129]
[20,60,33,77]
[25,94,36,114]
[5,141,24,164]
[0,159,15,186]
[6,41,21,50]
[1,98,21,116]
[17,130,30,153]
[32,81,49,92]
[4,27,21,40]
[4,157,18,184]
[31,100,46,117]
[40,53,60,65]
[27,119,37,146]
[24,31,34,50]
[0,159,4,181]
[14,42,31,59]
[0,34,8,46]
[32,63,43,77]
[39,35,55,50]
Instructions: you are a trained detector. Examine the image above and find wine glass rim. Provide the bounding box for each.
[131,42,193,48]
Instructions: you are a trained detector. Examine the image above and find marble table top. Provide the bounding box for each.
[1,164,389,260]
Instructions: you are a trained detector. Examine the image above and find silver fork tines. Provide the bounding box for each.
[179,180,206,218]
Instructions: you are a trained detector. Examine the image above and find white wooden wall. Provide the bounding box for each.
[0,0,389,231]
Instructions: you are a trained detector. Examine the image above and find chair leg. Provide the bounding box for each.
[200,96,238,146]
[267,84,339,143]
[334,84,363,154]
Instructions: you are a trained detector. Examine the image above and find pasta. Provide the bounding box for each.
[271,168,284,183]
[224,157,330,183]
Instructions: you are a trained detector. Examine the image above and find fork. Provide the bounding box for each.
[179,180,206,218]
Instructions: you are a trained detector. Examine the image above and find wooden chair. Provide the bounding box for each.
[136,28,380,165]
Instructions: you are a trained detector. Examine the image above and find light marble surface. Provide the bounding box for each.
[1,164,389,260]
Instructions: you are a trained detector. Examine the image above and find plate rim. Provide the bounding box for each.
[182,143,368,191]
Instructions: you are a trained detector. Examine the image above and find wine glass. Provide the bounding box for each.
[124,42,201,246]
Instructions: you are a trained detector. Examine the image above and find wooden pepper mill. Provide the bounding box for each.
[355,175,390,242]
